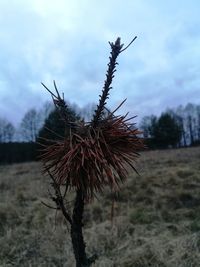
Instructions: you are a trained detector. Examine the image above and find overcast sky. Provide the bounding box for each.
[0,0,200,125]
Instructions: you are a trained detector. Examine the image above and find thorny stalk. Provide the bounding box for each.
[40,36,141,267]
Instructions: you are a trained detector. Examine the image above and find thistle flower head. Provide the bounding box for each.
[41,110,143,199]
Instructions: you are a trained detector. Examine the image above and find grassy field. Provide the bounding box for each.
[0,147,200,266]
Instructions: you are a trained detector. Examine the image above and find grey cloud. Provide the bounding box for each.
[0,0,200,127]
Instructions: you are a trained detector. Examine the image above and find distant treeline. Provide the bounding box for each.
[0,101,96,143]
[0,142,37,164]
[0,102,80,164]
[140,103,200,149]
[0,102,199,164]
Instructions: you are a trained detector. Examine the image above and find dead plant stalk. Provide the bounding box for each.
[40,36,143,267]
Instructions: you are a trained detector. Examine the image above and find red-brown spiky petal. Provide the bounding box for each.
[41,114,143,200]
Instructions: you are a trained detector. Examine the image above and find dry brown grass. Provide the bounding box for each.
[0,146,200,266]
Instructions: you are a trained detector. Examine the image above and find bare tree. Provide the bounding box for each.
[20,108,40,142]
[141,103,200,148]
[40,101,54,122]
[5,122,15,142]
[197,106,200,141]
[139,115,154,138]
[0,118,15,143]
[80,103,97,122]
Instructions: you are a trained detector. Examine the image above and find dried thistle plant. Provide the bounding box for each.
[40,37,143,267]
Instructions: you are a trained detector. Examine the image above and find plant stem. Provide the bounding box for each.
[71,189,88,267]
[70,189,97,267]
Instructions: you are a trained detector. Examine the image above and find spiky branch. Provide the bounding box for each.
[41,81,78,130]
[91,38,123,127]
[92,36,137,128]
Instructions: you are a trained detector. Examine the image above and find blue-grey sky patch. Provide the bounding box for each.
[0,0,200,126]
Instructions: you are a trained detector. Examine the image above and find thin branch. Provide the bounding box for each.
[45,167,73,225]
[120,36,137,53]
[63,181,69,199]
[108,99,127,117]
[53,80,62,99]
[43,126,65,139]
[41,82,57,98]
[41,201,58,210]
